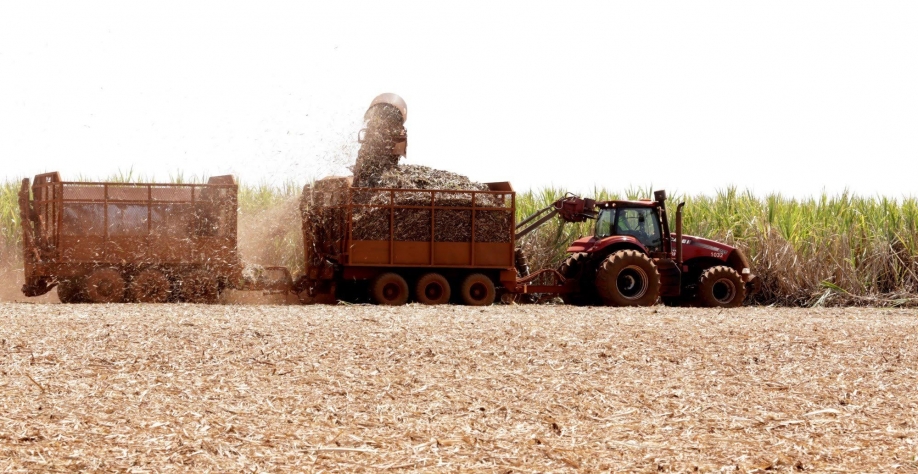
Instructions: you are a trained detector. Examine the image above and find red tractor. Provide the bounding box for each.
[520,190,760,307]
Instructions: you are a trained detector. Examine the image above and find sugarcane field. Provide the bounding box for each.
[3,3,918,472]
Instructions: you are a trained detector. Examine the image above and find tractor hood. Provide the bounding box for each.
[678,234,736,261]
[566,234,737,261]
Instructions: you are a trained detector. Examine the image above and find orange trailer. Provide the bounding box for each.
[19,172,288,303]
[296,178,520,305]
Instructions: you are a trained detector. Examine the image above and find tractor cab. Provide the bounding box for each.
[593,201,663,252]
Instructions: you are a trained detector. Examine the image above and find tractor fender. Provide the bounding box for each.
[680,238,755,285]
[682,252,758,297]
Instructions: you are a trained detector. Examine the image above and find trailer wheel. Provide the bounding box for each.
[129,268,171,303]
[84,268,127,303]
[460,273,496,306]
[559,252,596,306]
[371,272,409,305]
[696,266,746,308]
[57,279,86,304]
[179,269,219,304]
[594,250,660,306]
[415,273,451,305]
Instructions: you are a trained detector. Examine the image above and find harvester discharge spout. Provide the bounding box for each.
[353,93,409,188]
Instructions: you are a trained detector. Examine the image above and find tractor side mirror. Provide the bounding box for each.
[653,190,666,202]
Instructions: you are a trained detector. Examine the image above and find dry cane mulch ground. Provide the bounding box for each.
[0,304,916,472]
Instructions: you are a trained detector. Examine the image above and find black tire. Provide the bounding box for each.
[696,266,746,308]
[178,269,219,304]
[460,273,496,306]
[371,272,409,305]
[415,273,451,305]
[129,268,171,303]
[594,250,660,306]
[558,252,596,306]
[57,279,85,304]
[84,267,127,303]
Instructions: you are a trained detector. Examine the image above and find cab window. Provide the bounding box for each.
[594,209,616,238]
[614,208,662,250]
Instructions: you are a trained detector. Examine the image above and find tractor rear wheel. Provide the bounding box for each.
[594,250,660,306]
[371,272,409,305]
[84,268,127,303]
[129,268,171,303]
[179,269,220,304]
[558,252,596,305]
[415,273,451,305]
[57,279,86,304]
[696,266,746,308]
[460,273,496,306]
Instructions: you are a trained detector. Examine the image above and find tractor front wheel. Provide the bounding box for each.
[696,266,746,308]
[594,250,660,306]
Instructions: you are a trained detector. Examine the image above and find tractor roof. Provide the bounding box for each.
[597,199,658,209]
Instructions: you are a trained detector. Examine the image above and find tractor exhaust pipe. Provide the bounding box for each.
[653,190,671,255]
[675,202,685,267]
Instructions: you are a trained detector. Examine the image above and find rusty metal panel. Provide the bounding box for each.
[155,236,194,263]
[105,236,149,262]
[473,243,513,267]
[350,240,390,264]
[106,203,149,236]
[194,236,237,265]
[59,236,105,261]
[151,186,193,202]
[64,184,105,200]
[62,203,105,236]
[433,242,472,266]
[107,186,148,201]
[393,242,431,265]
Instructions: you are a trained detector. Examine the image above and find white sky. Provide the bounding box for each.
[1,2,916,198]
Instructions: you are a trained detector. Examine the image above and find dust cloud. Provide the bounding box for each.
[0,264,57,303]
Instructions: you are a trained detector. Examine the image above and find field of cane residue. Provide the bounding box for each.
[1,304,916,472]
